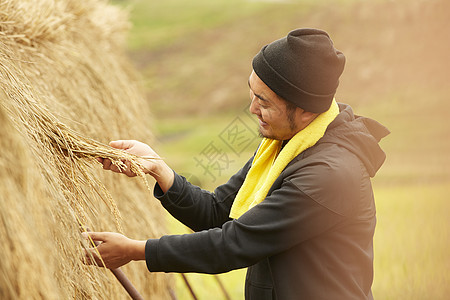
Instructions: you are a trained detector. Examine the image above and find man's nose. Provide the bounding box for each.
[249,97,259,115]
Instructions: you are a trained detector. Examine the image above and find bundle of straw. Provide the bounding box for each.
[0,0,172,298]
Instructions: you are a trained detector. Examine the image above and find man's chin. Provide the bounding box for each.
[258,128,288,141]
[258,127,266,138]
[258,128,274,139]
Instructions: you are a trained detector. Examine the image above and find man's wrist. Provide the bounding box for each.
[129,240,146,261]
[152,162,174,193]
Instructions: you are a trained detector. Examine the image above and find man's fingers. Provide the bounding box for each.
[84,248,106,267]
[109,162,122,173]
[102,158,112,170]
[99,158,122,173]
[81,233,105,267]
[109,140,134,150]
[99,140,143,176]
[124,160,137,177]
[82,231,107,243]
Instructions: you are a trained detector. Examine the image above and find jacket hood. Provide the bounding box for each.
[321,103,390,177]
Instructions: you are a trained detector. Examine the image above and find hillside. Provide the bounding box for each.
[119,0,450,298]
[126,0,450,186]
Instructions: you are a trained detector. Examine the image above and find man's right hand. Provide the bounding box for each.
[98,140,174,193]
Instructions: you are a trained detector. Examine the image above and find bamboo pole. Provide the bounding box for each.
[110,268,144,300]
[181,274,198,300]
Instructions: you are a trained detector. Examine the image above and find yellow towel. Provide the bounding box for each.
[229,100,339,219]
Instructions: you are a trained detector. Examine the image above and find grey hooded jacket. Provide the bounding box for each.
[145,103,389,300]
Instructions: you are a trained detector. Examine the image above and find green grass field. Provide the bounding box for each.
[115,0,450,298]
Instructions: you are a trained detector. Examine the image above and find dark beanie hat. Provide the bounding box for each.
[252,28,345,113]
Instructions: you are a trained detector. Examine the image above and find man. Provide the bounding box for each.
[85,28,389,299]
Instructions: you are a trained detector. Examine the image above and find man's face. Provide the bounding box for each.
[248,71,308,140]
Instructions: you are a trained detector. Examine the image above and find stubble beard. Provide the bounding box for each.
[257,112,297,140]
[258,127,267,139]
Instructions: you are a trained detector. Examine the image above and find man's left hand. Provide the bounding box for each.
[82,231,146,269]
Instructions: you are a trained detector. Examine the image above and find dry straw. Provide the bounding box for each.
[1,0,173,298]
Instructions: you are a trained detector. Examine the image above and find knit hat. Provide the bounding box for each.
[252,28,345,113]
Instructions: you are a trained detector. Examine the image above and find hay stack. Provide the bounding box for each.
[0,0,172,298]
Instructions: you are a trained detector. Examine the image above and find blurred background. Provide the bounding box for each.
[113,0,450,298]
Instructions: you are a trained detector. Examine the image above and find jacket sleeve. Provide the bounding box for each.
[146,175,347,274]
[153,157,253,232]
